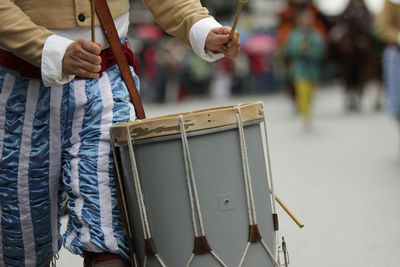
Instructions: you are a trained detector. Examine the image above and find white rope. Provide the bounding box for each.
[180,117,200,237]
[179,116,227,267]
[186,253,195,267]
[110,131,134,241]
[210,251,228,267]
[261,239,279,267]
[260,104,278,216]
[238,242,251,267]
[235,105,279,267]
[179,116,206,235]
[125,127,166,267]
[236,111,254,225]
[126,127,149,239]
[155,254,167,267]
[260,104,280,259]
[236,107,257,224]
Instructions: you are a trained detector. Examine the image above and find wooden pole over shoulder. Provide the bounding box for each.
[91,0,96,42]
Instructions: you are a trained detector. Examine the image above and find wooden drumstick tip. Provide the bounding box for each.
[269,189,304,229]
[229,3,242,40]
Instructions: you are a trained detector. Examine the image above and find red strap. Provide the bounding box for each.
[0,43,139,80]
[83,251,123,264]
[0,49,41,78]
[98,42,139,78]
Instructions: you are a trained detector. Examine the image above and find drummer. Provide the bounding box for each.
[0,0,240,266]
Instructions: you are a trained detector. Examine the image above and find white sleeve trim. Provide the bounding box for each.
[41,35,75,87]
[189,17,225,62]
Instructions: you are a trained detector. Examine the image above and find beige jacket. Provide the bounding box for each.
[0,0,211,67]
[377,0,400,45]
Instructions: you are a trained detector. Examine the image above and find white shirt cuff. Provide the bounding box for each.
[41,35,75,87]
[189,17,225,62]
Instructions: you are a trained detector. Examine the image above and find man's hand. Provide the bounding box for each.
[62,39,102,79]
[205,27,241,59]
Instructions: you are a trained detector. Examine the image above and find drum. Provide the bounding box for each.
[110,102,281,267]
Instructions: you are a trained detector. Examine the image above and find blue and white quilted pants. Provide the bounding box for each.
[0,64,138,266]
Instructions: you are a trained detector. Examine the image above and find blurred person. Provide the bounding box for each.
[377,0,400,144]
[277,0,327,114]
[0,0,240,266]
[285,9,325,129]
[329,0,378,112]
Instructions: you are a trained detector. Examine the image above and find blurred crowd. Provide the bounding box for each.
[128,0,399,127]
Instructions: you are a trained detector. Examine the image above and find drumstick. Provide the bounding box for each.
[91,0,96,42]
[229,0,248,40]
[269,189,304,228]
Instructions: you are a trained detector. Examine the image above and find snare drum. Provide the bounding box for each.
[110,102,280,267]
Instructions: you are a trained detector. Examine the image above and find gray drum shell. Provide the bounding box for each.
[117,122,277,267]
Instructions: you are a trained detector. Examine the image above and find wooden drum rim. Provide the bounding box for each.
[111,102,264,143]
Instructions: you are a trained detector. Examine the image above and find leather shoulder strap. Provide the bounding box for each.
[95,0,146,119]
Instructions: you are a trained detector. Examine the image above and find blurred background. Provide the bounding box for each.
[128,0,385,107]
[59,0,400,266]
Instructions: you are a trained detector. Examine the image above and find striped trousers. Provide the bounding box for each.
[0,64,138,266]
[383,46,400,118]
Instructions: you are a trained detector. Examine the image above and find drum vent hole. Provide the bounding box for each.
[225,199,230,205]
[208,120,211,123]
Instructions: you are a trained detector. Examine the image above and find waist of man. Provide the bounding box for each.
[0,12,139,80]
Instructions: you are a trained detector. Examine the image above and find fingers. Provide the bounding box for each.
[212,26,232,35]
[227,31,240,48]
[62,39,102,79]
[74,67,101,79]
[223,31,241,58]
[205,27,241,56]
[77,49,102,65]
[222,45,241,58]
[80,39,101,55]
[213,33,230,46]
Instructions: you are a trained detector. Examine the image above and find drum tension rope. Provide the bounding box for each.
[235,106,279,267]
[179,116,228,267]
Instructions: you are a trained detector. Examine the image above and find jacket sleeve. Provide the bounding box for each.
[0,0,52,67]
[143,0,211,47]
[377,0,400,45]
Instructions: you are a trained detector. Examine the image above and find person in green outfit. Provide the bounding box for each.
[285,9,325,128]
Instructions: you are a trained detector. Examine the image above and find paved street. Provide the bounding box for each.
[58,84,400,266]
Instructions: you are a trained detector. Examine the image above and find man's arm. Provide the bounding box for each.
[0,0,52,67]
[144,0,240,60]
[143,0,210,46]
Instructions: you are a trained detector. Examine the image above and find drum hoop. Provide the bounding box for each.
[111,102,264,144]
[113,119,263,147]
